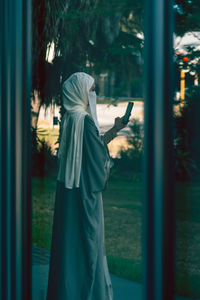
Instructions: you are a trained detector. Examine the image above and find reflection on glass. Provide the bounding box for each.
[100,101,144,285]
[32,102,144,299]
[174,9,200,297]
[32,1,144,299]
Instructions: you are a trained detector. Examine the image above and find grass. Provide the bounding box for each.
[32,175,57,249]
[102,179,143,284]
[175,181,200,299]
[32,175,200,299]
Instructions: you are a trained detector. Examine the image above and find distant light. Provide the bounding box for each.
[183,56,189,62]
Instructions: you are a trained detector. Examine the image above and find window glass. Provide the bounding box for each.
[174,4,200,298]
[31,1,144,299]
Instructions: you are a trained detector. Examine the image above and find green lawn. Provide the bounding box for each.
[32,175,200,299]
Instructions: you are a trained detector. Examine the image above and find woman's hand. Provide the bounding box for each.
[103,116,129,144]
[114,116,127,132]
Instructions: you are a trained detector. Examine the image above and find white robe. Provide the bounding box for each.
[46,114,114,300]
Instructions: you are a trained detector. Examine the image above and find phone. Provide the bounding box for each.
[122,101,134,124]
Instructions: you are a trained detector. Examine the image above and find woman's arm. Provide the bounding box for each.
[102,116,127,144]
[102,126,118,144]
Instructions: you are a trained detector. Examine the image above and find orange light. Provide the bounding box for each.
[180,70,185,107]
[183,56,189,62]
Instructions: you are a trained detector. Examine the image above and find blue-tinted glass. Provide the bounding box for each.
[174,5,200,298]
[31,2,145,300]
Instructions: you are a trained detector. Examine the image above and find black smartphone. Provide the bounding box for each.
[122,101,134,124]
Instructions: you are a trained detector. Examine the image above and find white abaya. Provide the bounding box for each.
[46,114,114,300]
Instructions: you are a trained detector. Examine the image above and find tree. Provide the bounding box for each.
[175,0,200,36]
[32,0,200,128]
[32,0,144,128]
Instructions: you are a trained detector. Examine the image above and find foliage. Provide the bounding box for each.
[173,45,200,180]
[32,0,200,107]
[118,119,144,172]
[115,90,200,181]
[175,0,200,36]
[174,85,200,180]
[32,127,57,177]
[174,133,198,181]
[174,45,200,93]
[32,0,144,108]
[110,119,144,182]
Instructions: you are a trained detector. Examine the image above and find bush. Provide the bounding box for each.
[174,85,200,181]
[118,119,143,172]
[114,89,200,182]
[32,128,57,177]
[110,119,144,182]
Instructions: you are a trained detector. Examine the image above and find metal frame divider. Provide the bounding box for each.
[143,0,176,299]
[0,0,32,299]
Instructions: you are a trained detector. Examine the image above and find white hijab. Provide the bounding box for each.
[57,72,100,189]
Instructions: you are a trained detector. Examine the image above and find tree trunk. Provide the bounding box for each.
[31,89,42,129]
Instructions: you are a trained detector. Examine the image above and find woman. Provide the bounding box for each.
[46,72,128,300]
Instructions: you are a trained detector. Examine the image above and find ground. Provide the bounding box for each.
[32,175,200,299]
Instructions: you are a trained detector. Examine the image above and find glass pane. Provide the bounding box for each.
[31,1,144,300]
[174,3,200,298]
[99,101,144,284]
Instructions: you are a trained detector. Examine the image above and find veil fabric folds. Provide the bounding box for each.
[57,72,96,189]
